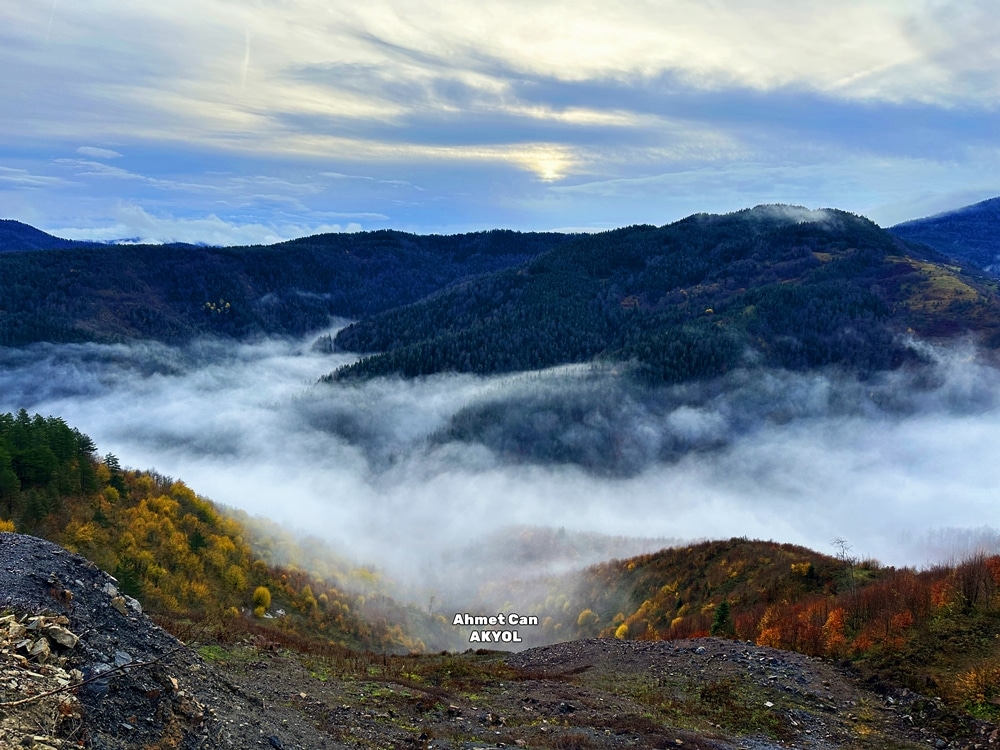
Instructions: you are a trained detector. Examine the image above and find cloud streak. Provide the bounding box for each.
[57,204,362,245]
[75,146,122,160]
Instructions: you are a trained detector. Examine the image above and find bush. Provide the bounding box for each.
[252,585,271,611]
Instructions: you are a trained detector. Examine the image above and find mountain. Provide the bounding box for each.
[0,219,82,252]
[0,227,569,345]
[890,197,1000,273]
[329,205,1000,384]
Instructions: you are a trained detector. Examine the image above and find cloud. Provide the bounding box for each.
[0,166,69,189]
[320,172,375,181]
[8,2,996,160]
[55,204,363,245]
[75,146,122,159]
[749,205,838,225]
[319,211,389,220]
[54,158,219,193]
[332,1,1000,106]
[898,0,1000,103]
[551,155,1000,227]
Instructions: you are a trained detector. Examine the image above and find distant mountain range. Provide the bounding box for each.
[3,201,999,388]
[0,225,569,345]
[890,196,1000,273]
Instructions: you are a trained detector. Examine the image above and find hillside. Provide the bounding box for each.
[539,539,845,642]
[330,205,1000,384]
[516,538,1000,723]
[0,220,82,252]
[3,409,1000,744]
[0,227,567,345]
[0,409,451,653]
[891,197,1000,273]
[0,533,1000,750]
[4,534,997,749]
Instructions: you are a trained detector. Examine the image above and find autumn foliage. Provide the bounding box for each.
[533,537,1000,718]
[0,410,442,653]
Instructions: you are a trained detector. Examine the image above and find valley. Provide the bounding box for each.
[1,202,1000,747]
[5,0,999,744]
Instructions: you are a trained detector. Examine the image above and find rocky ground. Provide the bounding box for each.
[2,532,999,750]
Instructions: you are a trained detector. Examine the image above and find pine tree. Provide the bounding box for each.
[711,600,734,637]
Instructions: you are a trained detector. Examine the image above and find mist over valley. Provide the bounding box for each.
[5,6,1000,743]
[1,326,996,595]
[1,204,999,632]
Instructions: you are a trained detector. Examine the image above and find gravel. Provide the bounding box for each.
[3,532,999,750]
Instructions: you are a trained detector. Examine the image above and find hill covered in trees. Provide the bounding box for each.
[329,205,1000,385]
[5,205,999,385]
[891,197,1000,274]
[516,538,1000,721]
[0,226,568,345]
[0,409,450,653]
[0,220,84,253]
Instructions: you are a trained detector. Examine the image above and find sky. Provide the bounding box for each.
[1,1,998,244]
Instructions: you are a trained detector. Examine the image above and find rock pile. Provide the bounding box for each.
[0,532,358,749]
[0,612,85,749]
[4,612,81,664]
[0,533,236,749]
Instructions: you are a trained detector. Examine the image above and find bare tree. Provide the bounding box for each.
[832,537,857,595]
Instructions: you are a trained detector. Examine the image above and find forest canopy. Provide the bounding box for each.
[329,207,1000,384]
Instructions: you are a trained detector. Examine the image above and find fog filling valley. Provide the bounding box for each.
[1,328,998,610]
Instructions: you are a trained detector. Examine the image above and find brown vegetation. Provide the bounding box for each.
[540,539,1000,720]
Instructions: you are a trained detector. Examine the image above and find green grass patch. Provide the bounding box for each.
[196,644,233,663]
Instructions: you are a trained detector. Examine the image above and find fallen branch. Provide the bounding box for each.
[0,612,219,710]
[0,642,187,709]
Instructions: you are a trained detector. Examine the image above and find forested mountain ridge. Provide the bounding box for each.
[0,220,83,252]
[890,196,1000,274]
[0,226,569,345]
[329,205,1000,384]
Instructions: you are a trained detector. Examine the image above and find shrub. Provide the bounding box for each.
[252,585,271,611]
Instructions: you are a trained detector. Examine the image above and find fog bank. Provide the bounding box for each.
[0,332,997,598]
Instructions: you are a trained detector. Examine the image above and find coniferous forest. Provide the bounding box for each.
[0,222,569,345]
[330,207,1000,383]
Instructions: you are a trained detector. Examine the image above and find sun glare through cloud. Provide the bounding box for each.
[0,1,996,240]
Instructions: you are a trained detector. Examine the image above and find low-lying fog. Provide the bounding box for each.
[1,328,997,601]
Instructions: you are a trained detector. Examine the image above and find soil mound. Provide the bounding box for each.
[0,532,345,749]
